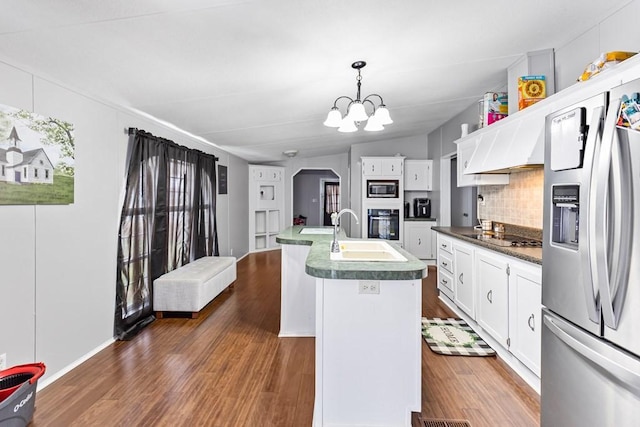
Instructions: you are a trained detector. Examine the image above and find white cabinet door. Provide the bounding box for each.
[404,160,432,190]
[453,241,475,319]
[476,250,510,347]
[381,157,403,176]
[404,221,434,259]
[456,138,509,187]
[362,157,382,176]
[509,261,542,377]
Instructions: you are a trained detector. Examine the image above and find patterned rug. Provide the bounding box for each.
[421,318,495,357]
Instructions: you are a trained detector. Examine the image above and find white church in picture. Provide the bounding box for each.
[0,126,54,185]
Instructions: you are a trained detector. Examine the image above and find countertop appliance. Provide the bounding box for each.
[366,180,399,198]
[413,198,431,218]
[541,80,640,425]
[367,208,399,240]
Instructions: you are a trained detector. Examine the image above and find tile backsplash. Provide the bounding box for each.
[478,168,544,229]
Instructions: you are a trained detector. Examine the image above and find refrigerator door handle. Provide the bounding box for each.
[583,105,604,322]
[595,98,634,329]
[544,313,640,394]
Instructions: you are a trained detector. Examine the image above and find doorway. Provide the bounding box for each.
[321,180,340,226]
[440,154,476,227]
[292,169,340,227]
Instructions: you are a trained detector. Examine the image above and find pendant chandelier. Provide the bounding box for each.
[323,61,393,133]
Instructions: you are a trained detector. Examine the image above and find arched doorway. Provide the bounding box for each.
[292,168,341,227]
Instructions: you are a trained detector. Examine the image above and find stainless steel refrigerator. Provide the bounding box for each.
[542,79,640,426]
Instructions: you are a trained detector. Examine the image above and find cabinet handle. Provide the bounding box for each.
[487,290,493,304]
[441,261,448,268]
[391,165,394,171]
[464,160,468,169]
[528,314,535,332]
[414,173,418,181]
[441,278,448,286]
[441,243,448,249]
[418,238,422,245]
[459,273,464,284]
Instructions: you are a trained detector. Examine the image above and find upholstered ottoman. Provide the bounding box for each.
[153,256,237,318]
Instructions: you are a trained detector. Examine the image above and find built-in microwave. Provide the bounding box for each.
[366,180,399,198]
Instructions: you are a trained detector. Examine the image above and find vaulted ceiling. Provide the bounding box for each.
[0,0,631,161]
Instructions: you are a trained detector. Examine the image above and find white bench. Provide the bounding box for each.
[153,256,237,318]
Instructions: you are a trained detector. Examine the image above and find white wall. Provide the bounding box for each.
[267,152,350,235]
[0,59,248,384]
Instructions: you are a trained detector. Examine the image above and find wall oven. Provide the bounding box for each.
[367,208,400,240]
[366,180,399,198]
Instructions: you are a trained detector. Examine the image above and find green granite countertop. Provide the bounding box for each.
[432,226,542,265]
[276,226,428,280]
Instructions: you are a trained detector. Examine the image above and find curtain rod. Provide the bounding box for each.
[125,127,219,161]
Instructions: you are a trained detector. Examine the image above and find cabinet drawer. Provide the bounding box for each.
[438,269,454,294]
[438,236,453,253]
[438,250,453,274]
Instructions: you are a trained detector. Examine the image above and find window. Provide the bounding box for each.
[1,165,4,176]
[40,160,44,165]
[34,168,39,178]
[115,130,218,340]
[24,167,27,176]
[45,169,49,179]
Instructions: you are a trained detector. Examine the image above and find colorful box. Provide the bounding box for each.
[518,75,546,110]
[482,92,508,126]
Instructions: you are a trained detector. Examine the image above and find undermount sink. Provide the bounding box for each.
[299,227,334,235]
[330,240,408,262]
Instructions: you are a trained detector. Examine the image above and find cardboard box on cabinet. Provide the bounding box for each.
[518,75,546,110]
[482,92,508,126]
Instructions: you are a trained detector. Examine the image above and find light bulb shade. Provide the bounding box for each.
[346,101,369,122]
[364,114,384,131]
[338,118,358,133]
[323,107,343,127]
[374,105,393,125]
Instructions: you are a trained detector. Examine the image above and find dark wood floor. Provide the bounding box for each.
[31,250,539,426]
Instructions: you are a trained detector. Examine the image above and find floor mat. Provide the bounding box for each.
[421,317,495,357]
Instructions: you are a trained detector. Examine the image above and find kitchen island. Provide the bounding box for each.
[276,226,427,427]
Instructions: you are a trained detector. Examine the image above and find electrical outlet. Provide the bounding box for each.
[359,280,380,294]
[0,353,6,370]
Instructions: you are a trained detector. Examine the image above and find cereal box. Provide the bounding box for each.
[518,75,546,110]
[483,92,508,126]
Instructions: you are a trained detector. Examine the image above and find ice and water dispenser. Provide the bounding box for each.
[551,185,580,248]
[548,106,588,250]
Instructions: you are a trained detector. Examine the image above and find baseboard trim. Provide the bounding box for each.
[37,337,115,391]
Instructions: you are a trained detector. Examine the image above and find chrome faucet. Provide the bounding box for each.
[331,209,359,253]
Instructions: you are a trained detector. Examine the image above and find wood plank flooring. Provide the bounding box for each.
[31,250,539,427]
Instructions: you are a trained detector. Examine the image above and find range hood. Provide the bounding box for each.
[464,103,551,174]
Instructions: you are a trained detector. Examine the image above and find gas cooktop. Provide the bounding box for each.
[460,233,543,248]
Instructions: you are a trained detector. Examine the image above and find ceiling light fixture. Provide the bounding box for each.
[323,61,393,133]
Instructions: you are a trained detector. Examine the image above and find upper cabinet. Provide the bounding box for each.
[404,159,432,191]
[456,137,509,187]
[362,157,403,176]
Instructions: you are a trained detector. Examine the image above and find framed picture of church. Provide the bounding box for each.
[0,104,75,205]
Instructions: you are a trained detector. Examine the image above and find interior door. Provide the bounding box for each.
[450,158,477,227]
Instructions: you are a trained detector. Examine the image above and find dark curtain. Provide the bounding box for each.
[114,129,218,340]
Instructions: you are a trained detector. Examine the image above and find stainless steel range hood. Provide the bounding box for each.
[464,102,551,174]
